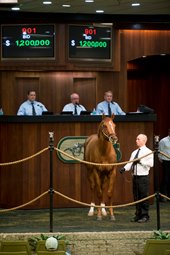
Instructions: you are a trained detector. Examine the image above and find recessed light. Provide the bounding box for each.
[43,1,52,4]
[11,6,20,10]
[85,0,94,2]
[131,3,140,6]
[62,4,71,7]
[96,10,104,13]
[0,0,17,2]
[132,24,142,29]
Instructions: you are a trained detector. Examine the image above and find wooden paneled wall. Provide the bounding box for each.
[0,29,170,137]
[0,116,155,209]
[127,55,170,135]
[0,71,121,115]
[118,30,170,137]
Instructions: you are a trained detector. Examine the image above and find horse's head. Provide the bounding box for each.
[98,114,118,144]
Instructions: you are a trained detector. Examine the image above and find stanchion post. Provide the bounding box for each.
[49,131,54,232]
[154,135,160,230]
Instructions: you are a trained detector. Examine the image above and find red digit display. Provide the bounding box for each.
[22,27,36,34]
[84,28,96,35]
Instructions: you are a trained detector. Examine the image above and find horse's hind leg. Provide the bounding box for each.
[109,207,115,221]
[97,207,102,221]
[87,170,96,216]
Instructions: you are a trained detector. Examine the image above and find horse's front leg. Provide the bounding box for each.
[108,168,117,221]
[88,202,95,216]
[95,172,104,220]
[97,202,107,219]
[101,203,107,216]
[100,180,107,217]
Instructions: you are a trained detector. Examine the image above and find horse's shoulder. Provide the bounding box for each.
[85,134,98,144]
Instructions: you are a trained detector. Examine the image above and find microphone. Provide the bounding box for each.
[75,102,80,107]
[37,104,43,108]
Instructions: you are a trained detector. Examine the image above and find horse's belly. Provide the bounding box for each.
[98,164,115,172]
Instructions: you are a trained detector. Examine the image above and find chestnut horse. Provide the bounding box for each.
[84,114,118,220]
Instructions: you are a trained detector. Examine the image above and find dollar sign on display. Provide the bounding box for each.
[71,40,75,46]
[5,40,10,46]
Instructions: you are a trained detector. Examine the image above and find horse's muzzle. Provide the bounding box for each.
[109,134,118,144]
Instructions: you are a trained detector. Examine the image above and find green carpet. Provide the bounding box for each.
[0,202,170,233]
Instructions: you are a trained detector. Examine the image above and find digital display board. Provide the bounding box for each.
[69,24,112,62]
[1,24,55,60]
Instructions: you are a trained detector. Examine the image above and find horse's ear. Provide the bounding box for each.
[111,113,115,120]
[102,113,106,119]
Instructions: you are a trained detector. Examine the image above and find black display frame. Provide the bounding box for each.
[68,24,113,62]
[1,24,56,60]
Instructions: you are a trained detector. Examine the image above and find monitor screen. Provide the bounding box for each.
[68,24,112,62]
[60,111,73,115]
[1,24,55,60]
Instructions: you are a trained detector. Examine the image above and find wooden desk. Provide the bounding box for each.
[0,114,156,209]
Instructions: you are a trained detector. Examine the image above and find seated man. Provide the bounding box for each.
[96,90,125,116]
[62,93,86,115]
[17,90,48,116]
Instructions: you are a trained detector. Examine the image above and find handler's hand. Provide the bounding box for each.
[119,167,125,174]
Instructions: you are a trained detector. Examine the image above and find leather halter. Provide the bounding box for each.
[100,121,118,144]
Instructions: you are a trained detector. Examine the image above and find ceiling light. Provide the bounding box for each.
[85,0,94,2]
[0,0,18,2]
[132,24,142,29]
[62,4,71,7]
[131,3,140,6]
[43,1,52,4]
[11,6,20,10]
[96,10,104,13]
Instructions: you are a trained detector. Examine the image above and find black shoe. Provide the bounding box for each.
[137,216,149,223]
[130,216,140,222]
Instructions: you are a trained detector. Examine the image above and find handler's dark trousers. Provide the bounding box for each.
[133,175,149,219]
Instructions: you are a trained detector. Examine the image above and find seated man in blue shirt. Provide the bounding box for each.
[96,90,125,115]
[62,93,86,115]
[17,90,48,116]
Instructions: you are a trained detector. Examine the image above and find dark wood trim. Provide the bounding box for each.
[0,114,157,123]
[0,11,170,29]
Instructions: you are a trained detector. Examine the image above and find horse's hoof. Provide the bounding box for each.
[110,215,116,221]
[97,216,102,221]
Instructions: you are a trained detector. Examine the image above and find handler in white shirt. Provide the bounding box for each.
[119,134,154,223]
